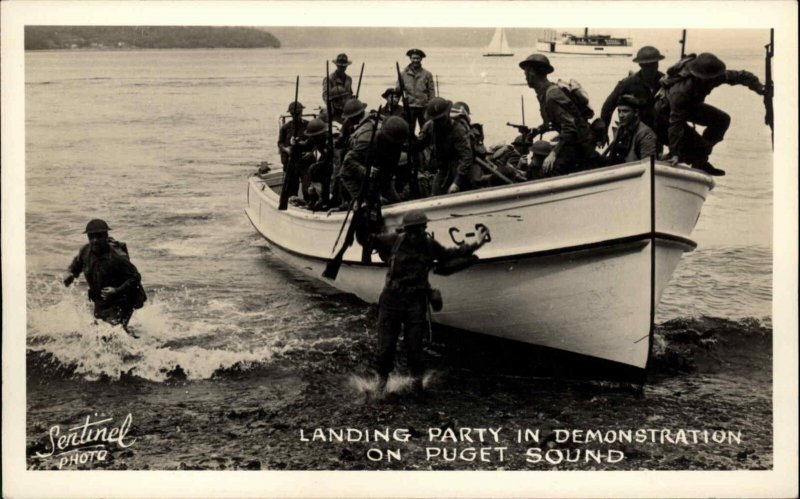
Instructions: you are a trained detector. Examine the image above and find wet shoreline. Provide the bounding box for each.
[27,316,772,471]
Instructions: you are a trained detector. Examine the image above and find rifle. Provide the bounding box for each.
[395,62,421,198]
[679,29,687,58]
[764,28,774,149]
[322,108,381,280]
[436,75,440,97]
[278,75,300,210]
[475,157,523,184]
[322,61,334,208]
[506,122,557,139]
[355,62,365,99]
[520,95,526,127]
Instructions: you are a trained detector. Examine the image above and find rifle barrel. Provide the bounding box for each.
[356,62,365,98]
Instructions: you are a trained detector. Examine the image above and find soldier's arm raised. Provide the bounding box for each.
[725,70,765,95]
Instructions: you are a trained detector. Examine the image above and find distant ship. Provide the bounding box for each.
[484,28,513,57]
[537,28,633,56]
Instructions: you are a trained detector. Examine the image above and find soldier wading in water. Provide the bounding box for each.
[64,219,146,336]
[368,210,490,398]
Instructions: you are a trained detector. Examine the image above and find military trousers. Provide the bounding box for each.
[376,290,428,379]
[659,103,731,165]
[93,300,135,328]
[406,107,427,135]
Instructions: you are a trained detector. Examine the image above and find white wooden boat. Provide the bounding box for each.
[484,28,513,57]
[537,29,633,56]
[246,159,714,378]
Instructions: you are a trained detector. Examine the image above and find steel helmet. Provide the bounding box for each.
[632,46,665,64]
[688,53,727,80]
[401,210,429,228]
[425,97,452,120]
[304,118,327,137]
[341,99,367,119]
[531,140,553,157]
[84,219,111,234]
[286,101,305,113]
[518,54,554,74]
[379,116,410,145]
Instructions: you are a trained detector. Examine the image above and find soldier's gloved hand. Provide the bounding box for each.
[447,183,460,194]
[100,287,117,300]
[63,274,75,287]
[663,155,680,166]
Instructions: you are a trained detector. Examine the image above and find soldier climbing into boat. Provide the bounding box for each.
[63,219,146,337]
[277,101,309,171]
[379,87,405,119]
[416,97,477,195]
[601,94,658,166]
[519,54,599,177]
[654,52,766,176]
[398,49,436,134]
[322,53,355,124]
[600,46,665,146]
[368,210,491,398]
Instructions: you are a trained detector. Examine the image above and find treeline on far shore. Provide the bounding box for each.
[25,26,281,50]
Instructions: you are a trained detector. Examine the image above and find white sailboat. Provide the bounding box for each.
[484,28,513,57]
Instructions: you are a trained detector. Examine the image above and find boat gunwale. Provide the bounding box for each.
[250,160,714,223]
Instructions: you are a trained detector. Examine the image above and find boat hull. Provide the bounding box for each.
[536,40,633,56]
[246,159,713,374]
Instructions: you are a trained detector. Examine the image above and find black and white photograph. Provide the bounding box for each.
[2,2,797,498]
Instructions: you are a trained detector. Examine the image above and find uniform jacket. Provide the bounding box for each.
[607,119,658,164]
[398,65,435,108]
[372,231,478,294]
[341,116,375,183]
[278,118,309,164]
[417,118,474,189]
[322,72,353,110]
[600,69,664,130]
[68,243,142,306]
[536,83,595,157]
[657,69,760,156]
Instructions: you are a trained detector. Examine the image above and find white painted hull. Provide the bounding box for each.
[536,40,633,56]
[245,160,714,373]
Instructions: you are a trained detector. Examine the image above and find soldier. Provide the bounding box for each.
[602,94,658,166]
[398,48,436,133]
[291,118,329,206]
[63,219,145,336]
[340,114,409,205]
[654,52,765,176]
[417,97,476,195]
[322,53,355,123]
[277,101,308,171]
[518,54,599,177]
[527,140,554,180]
[379,87,405,119]
[369,210,490,397]
[600,46,665,145]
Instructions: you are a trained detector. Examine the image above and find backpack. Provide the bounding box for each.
[556,78,595,120]
[109,238,148,309]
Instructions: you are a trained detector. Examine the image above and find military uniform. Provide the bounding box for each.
[601,70,664,134]
[535,83,598,175]
[417,118,475,195]
[277,118,309,170]
[655,69,761,167]
[67,241,143,326]
[604,119,658,165]
[398,65,435,131]
[371,229,481,382]
[340,118,403,204]
[322,71,353,123]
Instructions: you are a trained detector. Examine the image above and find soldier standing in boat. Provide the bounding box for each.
[416,97,476,195]
[277,101,309,171]
[602,94,658,166]
[369,210,490,398]
[519,54,599,177]
[654,52,765,177]
[322,53,355,124]
[398,49,436,133]
[379,87,405,119]
[340,114,410,205]
[63,219,146,336]
[599,46,665,145]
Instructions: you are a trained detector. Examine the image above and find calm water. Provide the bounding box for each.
[25,46,772,381]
